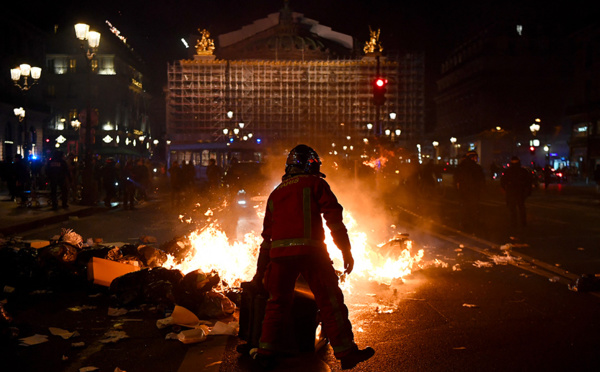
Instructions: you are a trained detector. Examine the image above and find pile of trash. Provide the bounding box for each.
[0,228,241,343]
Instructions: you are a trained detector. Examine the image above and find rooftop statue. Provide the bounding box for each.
[196,29,215,55]
[364,27,383,54]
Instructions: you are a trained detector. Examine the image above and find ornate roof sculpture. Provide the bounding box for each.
[195,29,215,55]
[364,27,383,55]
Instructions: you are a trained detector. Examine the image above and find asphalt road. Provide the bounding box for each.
[3,178,600,371]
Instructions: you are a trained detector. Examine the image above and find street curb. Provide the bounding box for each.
[0,206,106,237]
[395,205,600,297]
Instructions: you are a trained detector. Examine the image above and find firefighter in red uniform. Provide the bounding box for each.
[253,144,375,369]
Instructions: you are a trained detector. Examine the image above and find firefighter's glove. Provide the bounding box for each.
[342,250,354,275]
[253,241,270,286]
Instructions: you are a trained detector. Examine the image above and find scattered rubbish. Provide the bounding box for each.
[49,327,79,339]
[72,342,85,348]
[462,303,478,308]
[114,368,127,372]
[375,305,395,314]
[24,240,51,249]
[453,347,467,350]
[472,260,493,268]
[176,325,210,344]
[171,305,201,328]
[165,332,178,340]
[62,355,69,361]
[99,330,129,343]
[577,247,585,251]
[68,305,97,312]
[19,334,49,346]
[108,307,128,317]
[452,264,461,271]
[211,321,239,336]
[3,285,15,293]
[491,253,517,265]
[500,244,512,251]
[549,276,561,283]
[79,367,99,372]
[569,274,600,292]
[88,257,141,287]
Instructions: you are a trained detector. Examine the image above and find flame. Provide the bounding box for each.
[362,156,388,169]
[163,205,422,293]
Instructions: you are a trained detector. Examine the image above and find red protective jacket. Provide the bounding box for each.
[260,174,350,259]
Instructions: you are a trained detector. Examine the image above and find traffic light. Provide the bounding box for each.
[372,77,387,106]
[529,146,536,155]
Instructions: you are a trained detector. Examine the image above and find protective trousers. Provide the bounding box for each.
[258,256,356,358]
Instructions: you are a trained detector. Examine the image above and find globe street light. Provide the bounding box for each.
[530,118,540,136]
[11,64,41,91]
[75,22,101,205]
[10,64,41,159]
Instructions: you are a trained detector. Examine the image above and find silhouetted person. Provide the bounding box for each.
[13,154,31,207]
[132,158,149,202]
[453,151,485,232]
[45,150,71,210]
[501,156,532,228]
[169,161,183,207]
[122,160,136,210]
[206,158,223,193]
[101,158,118,207]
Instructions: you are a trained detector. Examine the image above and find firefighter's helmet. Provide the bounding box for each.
[286,144,325,177]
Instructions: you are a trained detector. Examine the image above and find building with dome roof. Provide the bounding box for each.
[166,2,425,169]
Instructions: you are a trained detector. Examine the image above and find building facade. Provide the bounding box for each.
[435,19,572,171]
[166,6,425,169]
[566,23,600,180]
[43,20,153,162]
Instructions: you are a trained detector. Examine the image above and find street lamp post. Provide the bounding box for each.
[10,64,41,159]
[74,23,101,205]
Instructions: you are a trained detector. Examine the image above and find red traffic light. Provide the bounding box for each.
[373,77,388,106]
[375,78,387,87]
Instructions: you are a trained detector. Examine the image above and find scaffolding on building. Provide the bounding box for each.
[166,54,424,156]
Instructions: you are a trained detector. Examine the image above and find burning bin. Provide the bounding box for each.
[239,277,326,354]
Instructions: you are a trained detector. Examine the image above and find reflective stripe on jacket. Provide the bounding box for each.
[261,174,348,258]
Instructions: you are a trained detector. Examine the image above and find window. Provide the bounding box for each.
[69,58,77,73]
[98,56,116,75]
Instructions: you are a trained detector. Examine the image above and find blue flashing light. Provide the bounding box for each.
[256,138,262,144]
[229,138,234,143]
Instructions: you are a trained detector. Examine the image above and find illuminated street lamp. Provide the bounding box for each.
[432,141,439,163]
[11,64,41,91]
[530,118,540,136]
[75,22,101,205]
[450,137,457,158]
[10,64,41,159]
[13,107,25,122]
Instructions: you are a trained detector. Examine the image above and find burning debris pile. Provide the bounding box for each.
[0,229,243,329]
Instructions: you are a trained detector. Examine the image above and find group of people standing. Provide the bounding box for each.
[100,158,151,209]
[454,151,533,232]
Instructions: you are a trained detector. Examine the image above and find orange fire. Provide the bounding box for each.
[163,206,423,293]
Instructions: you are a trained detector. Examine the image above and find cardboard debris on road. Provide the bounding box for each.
[87,257,141,287]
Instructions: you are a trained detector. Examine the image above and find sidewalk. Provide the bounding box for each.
[0,188,103,237]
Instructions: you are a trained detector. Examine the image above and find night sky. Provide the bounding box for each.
[8,0,597,88]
